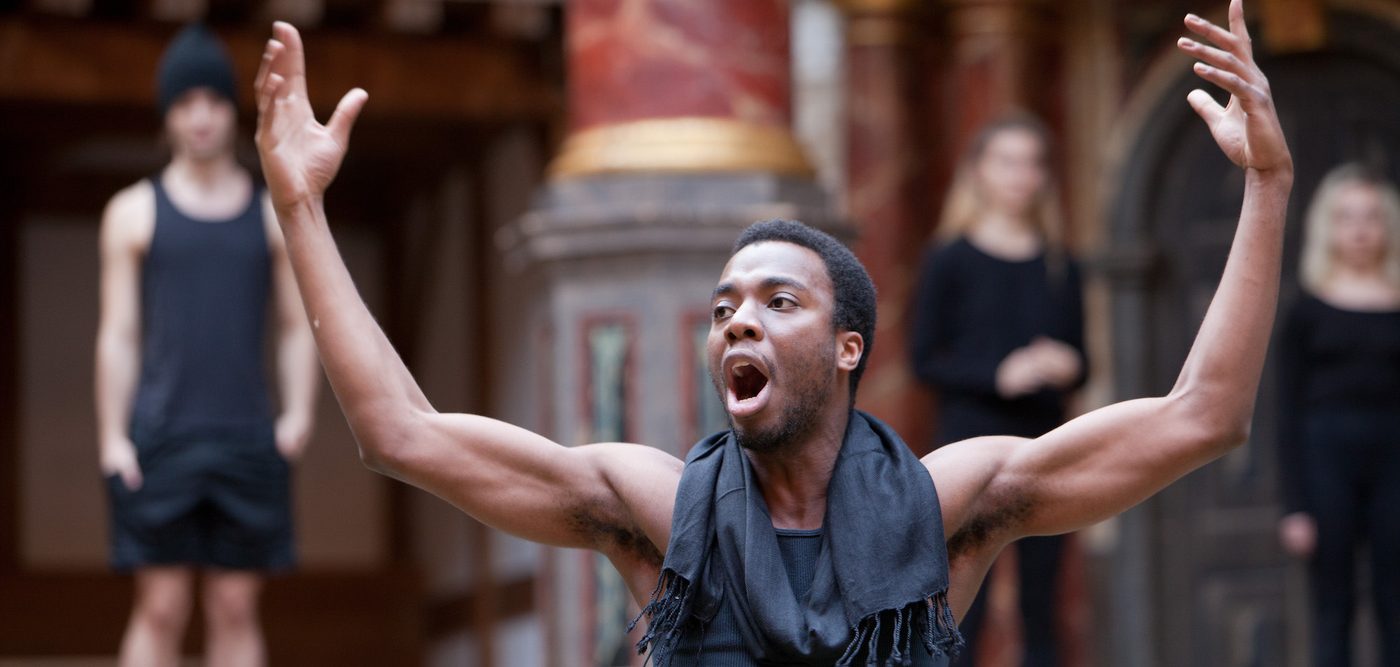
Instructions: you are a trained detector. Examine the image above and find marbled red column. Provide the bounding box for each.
[567,0,791,131]
[531,6,831,665]
[939,0,1058,158]
[925,4,1089,665]
[840,1,936,453]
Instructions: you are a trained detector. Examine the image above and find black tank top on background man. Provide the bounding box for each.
[129,176,273,444]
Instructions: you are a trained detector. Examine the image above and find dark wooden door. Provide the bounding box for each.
[1103,11,1400,666]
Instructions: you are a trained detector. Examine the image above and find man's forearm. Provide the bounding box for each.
[1172,168,1293,438]
[95,331,139,446]
[276,318,320,422]
[274,197,432,460]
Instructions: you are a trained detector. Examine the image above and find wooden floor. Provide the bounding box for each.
[0,571,424,665]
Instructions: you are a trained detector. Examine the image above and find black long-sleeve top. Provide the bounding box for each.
[909,238,1087,444]
[1274,293,1400,514]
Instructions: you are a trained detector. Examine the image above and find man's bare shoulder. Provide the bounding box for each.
[589,442,684,527]
[583,444,682,534]
[573,443,682,593]
[922,436,1029,556]
[101,180,156,249]
[922,437,1034,617]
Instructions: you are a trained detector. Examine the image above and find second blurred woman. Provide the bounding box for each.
[1275,164,1400,667]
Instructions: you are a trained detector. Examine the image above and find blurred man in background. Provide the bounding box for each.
[94,24,319,667]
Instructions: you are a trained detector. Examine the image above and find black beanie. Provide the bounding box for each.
[156,24,238,116]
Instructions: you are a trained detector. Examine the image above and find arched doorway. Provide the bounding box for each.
[1103,8,1400,666]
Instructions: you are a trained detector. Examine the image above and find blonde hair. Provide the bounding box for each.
[935,112,1065,252]
[1299,163,1400,292]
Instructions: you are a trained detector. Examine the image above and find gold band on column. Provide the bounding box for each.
[548,117,815,179]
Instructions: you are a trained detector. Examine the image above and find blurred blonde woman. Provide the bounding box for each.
[1275,164,1400,667]
[909,113,1086,667]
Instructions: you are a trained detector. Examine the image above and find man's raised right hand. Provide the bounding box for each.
[254,22,368,217]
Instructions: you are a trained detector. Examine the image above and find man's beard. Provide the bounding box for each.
[731,392,827,453]
[714,340,836,454]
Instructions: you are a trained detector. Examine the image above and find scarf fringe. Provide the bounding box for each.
[631,575,964,665]
[835,591,965,666]
[630,569,692,665]
[931,590,966,658]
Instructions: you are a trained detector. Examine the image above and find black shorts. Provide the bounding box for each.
[107,427,294,572]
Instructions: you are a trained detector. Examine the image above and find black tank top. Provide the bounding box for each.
[666,530,950,666]
[129,176,273,443]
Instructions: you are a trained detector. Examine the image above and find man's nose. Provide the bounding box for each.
[724,302,763,343]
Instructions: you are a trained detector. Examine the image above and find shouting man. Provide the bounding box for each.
[252,0,1291,663]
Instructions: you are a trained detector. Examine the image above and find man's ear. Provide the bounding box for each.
[836,331,863,372]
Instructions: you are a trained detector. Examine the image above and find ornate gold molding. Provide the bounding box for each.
[1260,0,1327,52]
[548,117,815,179]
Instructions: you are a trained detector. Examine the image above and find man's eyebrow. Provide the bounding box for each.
[711,276,810,300]
[760,276,809,293]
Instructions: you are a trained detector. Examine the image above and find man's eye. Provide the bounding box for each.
[769,296,795,309]
[713,305,734,320]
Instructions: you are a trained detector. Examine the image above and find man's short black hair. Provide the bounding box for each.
[732,219,877,396]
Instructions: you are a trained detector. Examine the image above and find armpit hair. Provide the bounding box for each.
[568,502,662,566]
[946,487,1033,559]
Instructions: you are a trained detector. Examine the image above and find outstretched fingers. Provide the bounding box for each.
[1184,12,1247,58]
[1177,0,1289,172]
[255,22,365,150]
[326,88,368,148]
[257,72,287,140]
[254,37,283,96]
[1185,88,1226,127]
[271,22,309,99]
[256,41,284,114]
[1191,61,1260,103]
[1178,4,1269,112]
[1227,0,1250,42]
[1178,37,1244,79]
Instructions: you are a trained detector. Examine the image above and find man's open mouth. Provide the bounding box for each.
[731,362,769,401]
[726,358,772,418]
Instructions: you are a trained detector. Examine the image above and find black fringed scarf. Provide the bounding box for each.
[632,410,963,665]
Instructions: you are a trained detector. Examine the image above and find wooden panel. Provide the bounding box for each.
[0,16,559,122]
[0,153,20,574]
[423,575,537,640]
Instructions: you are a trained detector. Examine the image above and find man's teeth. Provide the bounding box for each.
[734,363,752,378]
